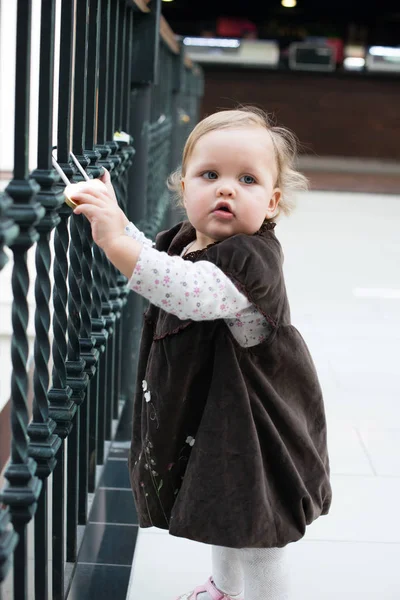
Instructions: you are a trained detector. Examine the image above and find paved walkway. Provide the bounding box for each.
[127,190,400,599]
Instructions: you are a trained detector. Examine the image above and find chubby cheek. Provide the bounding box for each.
[185,205,207,229]
[183,190,209,222]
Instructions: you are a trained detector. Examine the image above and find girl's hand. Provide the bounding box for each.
[65,177,129,254]
[99,167,119,205]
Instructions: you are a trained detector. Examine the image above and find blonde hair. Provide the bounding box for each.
[168,106,308,220]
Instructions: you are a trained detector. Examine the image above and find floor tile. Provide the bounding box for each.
[357,427,400,477]
[99,458,131,489]
[286,540,400,599]
[128,531,400,600]
[68,563,131,600]
[323,388,400,428]
[108,445,130,459]
[304,475,400,543]
[89,488,138,525]
[327,419,374,476]
[127,529,211,599]
[78,523,138,565]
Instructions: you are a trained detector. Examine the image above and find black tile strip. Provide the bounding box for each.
[89,488,138,525]
[67,564,131,600]
[99,457,131,489]
[78,523,138,565]
[108,446,130,459]
[114,397,133,441]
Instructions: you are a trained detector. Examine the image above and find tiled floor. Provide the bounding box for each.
[127,190,400,599]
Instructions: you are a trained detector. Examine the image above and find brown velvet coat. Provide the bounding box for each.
[128,220,332,548]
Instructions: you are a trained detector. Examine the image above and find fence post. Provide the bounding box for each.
[0,2,44,597]
[0,196,19,587]
[121,0,162,406]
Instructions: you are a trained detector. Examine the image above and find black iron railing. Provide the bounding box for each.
[0,1,203,598]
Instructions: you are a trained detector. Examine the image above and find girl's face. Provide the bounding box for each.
[182,126,281,249]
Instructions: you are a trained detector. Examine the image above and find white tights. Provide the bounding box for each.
[209,545,289,600]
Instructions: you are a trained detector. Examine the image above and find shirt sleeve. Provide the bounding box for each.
[128,244,253,321]
[124,221,154,248]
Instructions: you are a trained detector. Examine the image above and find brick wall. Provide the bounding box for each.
[200,67,400,161]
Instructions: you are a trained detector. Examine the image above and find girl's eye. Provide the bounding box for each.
[240,175,256,184]
[202,171,218,180]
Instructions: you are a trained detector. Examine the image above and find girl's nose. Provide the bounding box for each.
[216,183,235,198]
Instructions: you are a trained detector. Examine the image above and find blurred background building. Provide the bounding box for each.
[162,0,400,193]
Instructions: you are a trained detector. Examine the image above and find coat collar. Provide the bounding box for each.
[166,220,276,259]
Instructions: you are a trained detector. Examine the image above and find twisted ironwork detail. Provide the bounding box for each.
[32,235,52,424]
[48,201,76,439]
[10,252,32,464]
[0,189,21,582]
[0,191,19,271]
[79,219,93,341]
[0,179,43,553]
[67,215,84,361]
[0,508,18,584]
[27,169,64,476]
[51,210,70,390]
[92,245,104,320]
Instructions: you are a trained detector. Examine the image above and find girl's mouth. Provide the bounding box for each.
[213,208,234,220]
[212,202,234,219]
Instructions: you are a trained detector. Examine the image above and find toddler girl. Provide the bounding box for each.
[68,106,332,600]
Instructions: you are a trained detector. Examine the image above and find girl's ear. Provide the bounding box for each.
[181,179,186,208]
[266,188,281,219]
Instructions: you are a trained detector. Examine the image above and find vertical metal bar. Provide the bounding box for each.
[106,0,118,142]
[85,0,101,150]
[79,232,99,506]
[89,241,108,488]
[96,343,108,465]
[113,314,121,419]
[0,178,19,591]
[88,367,100,492]
[78,384,90,525]
[48,202,75,599]
[65,210,88,560]
[28,0,64,596]
[33,480,48,599]
[66,415,80,562]
[0,502,18,589]
[72,0,88,157]
[111,3,134,396]
[57,0,74,166]
[71,1,100,521]
[116,1,126,133]
[0,1,43,598]
[84,0,102,178]
[105,329,116,438]
[123,7,133,134]
[94,2,117,440]
[68,0,96,535]
[78,215,97,524]
[114,2,129,190]
[95,0,113,172]
[123,90,151,405]
[120,6,135,204]
[96,0,109,146]
[50,443,67,600]
[105,0,121,175]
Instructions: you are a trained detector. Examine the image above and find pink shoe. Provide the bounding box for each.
[176,576,244,600]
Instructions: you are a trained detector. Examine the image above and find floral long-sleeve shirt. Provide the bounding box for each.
[125,222,269,347]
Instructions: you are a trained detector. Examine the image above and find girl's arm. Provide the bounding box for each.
[65,176,143,278]
[66,177,260,322]
[128,243,252,320]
